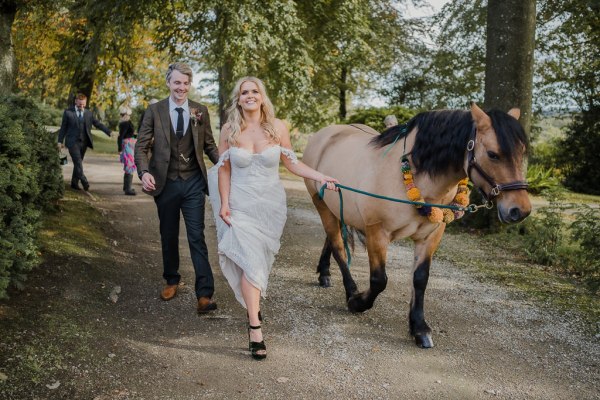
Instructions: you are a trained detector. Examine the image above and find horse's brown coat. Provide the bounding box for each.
[303,104,531,347]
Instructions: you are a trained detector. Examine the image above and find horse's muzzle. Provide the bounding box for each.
[498,205,531,223]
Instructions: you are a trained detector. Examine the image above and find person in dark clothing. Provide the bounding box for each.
[57,93,112,191]
[118,106,137,195]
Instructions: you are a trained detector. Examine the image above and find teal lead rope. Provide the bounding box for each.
[318,183,476,268]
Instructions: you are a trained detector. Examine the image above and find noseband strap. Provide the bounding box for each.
[466,127,528,201]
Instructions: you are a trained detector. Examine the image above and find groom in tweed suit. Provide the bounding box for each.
[135,62,220,313]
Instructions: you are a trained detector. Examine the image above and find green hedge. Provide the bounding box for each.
[345,106,417,132]
[37,102,64,127]
[521,192,600,293]
[0,95,64,298]
[558,108,600,195]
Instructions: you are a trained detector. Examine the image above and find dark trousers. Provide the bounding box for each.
[68,141,88,186]
[154,173,214,299]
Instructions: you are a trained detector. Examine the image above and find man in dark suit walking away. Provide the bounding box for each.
[57,93,112,191]
[135,62,220,313]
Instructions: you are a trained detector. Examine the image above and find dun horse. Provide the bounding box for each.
[303,103,531,348]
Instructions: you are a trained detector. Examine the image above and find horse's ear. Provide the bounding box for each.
[507,108,521,120]
[470,102,491,132]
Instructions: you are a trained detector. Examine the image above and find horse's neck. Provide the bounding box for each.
[398,132,466,203]
[416,172,465,204]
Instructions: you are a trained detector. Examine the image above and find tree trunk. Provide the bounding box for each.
[218,61,233,128]
[339,66,347,120]
[484,0,536,135]
[474,0,536,231]
[0,1,17,95]
[215,5,232,128]
[68,29,102,104]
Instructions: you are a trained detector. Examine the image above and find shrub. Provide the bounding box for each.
[529,136,562,172]
[37,102,64,127]
[557,107,600,195]
[3,95,64,210]
[521,197,570,266]
[345,106,416,132]
[526,164,561,195]
[519,190,599,294]
[0,94,64,298]
[570,205,600,291]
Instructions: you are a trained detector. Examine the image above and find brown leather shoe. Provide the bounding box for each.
[197,297,217,314]
[160,284,178,301]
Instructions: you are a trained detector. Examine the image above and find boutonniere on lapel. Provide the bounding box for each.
[190,108,203,126]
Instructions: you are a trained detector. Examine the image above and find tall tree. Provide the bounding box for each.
[537,0,599,112]
[13,0,169,110]
[484,0,536,135]
[469,0,536,230]
[152,0,316,128]
[384,0,487,110]
[206,0,314,127]
[0,0,17,94]
[152,0,418,129]
[539,0,600,193]
[56,0,142,104]
[12,3,67,102]
[298,0,411,120]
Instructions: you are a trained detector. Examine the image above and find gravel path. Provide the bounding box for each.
[12,153,599,400]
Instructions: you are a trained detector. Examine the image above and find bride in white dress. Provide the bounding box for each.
[207,77,338,360]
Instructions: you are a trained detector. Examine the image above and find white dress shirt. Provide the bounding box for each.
[168,98,189,136]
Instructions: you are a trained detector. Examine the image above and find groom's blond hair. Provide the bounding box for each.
[166,62,193,83]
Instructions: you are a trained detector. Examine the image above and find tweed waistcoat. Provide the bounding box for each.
[167,124,200,180]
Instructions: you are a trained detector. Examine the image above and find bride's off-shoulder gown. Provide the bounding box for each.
[207,145,298,308]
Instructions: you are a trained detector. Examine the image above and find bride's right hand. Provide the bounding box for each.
[219,205,232,226]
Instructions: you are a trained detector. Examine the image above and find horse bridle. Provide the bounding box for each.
[466,126,529,202]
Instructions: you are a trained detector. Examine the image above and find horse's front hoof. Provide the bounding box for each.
[414,333,434,348]
[318,275,331,288]
[347,293,372,313]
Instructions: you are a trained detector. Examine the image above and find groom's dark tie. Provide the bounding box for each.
[175,107,184,139]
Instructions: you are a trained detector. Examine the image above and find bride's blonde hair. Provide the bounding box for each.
[225,77,279,146]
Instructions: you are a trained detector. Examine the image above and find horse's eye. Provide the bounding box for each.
[487,151,500,161]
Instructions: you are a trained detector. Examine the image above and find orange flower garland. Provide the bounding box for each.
[401,157,470,223]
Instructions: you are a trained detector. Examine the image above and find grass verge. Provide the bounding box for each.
[0,190,115,398]
[90,130,119,155]
[438,228,600,336]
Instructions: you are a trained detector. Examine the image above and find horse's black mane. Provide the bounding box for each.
[370,109,529,177]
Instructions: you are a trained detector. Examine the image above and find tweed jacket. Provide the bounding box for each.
[134,98,219,196]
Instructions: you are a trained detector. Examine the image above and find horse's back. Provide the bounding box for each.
[303,124,386,200]
[303,124,379,169]
[303,123,433,238]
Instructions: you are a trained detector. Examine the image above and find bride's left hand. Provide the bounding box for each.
[320,175,339,192]
[219,204,232,226]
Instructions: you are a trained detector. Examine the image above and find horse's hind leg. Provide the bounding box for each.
[317,238,332,287]
[347,223,389,313]
[311,194,358,300]
[410,224,445,349]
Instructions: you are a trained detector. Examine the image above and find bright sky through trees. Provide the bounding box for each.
[405,0,449,17]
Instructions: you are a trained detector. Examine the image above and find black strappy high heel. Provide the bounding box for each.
[248,324,267,360]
